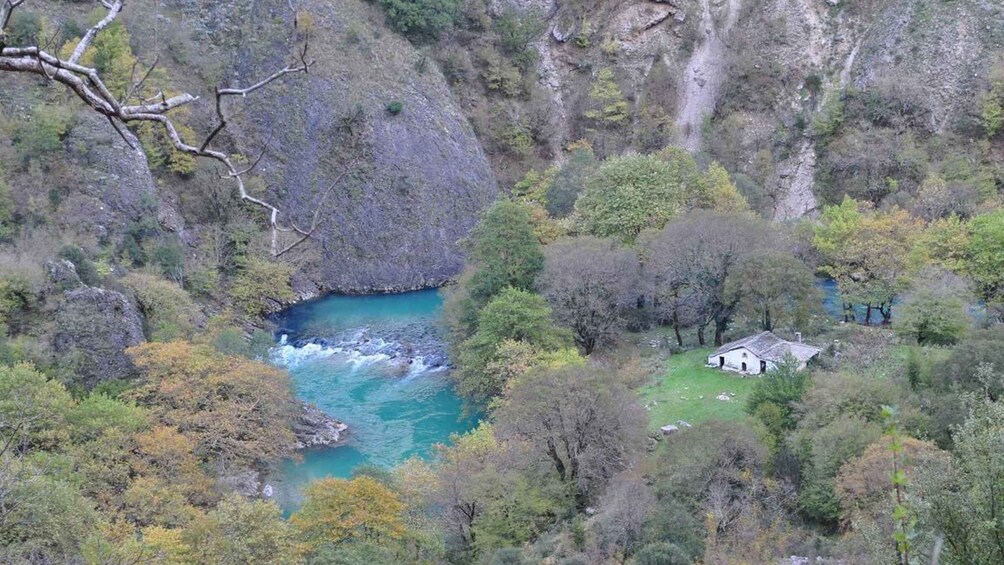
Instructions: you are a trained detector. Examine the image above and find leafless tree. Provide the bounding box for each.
[642,211,775,346]
[536,236,639,354]
[496,365,647,507]
[0,0,343,257]
[588,471,655,561]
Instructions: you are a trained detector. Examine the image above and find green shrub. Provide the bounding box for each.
[634,542,691,565]
[56,245,100,286]
[16,104,75,159]
[386,101,404,115]
[229,259,296,319]
[982,86,1003,138]
[378,0,461,40]
[746,358,810,436]
[186,268,221,298]
[6,10,41,45]
[0,276,37,336]
[152,239,185,283]
[0,170,15,242]
[493,8,545,70]
[120,273,200,342]
[481,47,523,97]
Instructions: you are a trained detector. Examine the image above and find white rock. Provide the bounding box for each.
[660,424,680,435]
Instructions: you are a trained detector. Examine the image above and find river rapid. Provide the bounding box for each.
[267,290,475,512]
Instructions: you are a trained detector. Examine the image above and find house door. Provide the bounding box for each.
[719,356,725,368]
[760,360,767,373]
[741,362,747,372]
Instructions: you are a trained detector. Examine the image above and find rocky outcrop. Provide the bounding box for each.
[58,112,158,245]
[45,259,83,293]
[53,286,145,388]
[292,403,348,449]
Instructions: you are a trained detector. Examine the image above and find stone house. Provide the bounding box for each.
[707,331,820,375]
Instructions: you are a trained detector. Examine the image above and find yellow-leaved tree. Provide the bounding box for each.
[126,342,297,472]
[292,476,407,549]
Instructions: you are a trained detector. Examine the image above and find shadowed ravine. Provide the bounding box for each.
[266,290,475,512]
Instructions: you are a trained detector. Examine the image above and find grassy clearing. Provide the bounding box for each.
[638,348,757,430]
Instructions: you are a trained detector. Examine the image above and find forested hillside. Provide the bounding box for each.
[2,0,1004,563]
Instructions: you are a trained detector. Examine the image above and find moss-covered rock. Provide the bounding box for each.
[53,286,145,388]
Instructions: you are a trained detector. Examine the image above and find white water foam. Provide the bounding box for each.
[272,340,341,367]
[272,332,437,374]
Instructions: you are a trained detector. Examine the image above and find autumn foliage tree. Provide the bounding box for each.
[126,342,297,473]
[292,476,407,551]
[814,198,922,323]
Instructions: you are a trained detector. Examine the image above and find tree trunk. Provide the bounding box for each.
[714,319,727,347]
[843,302,855,323]
[697,325,706,346]
[546,440,566,482]
[673,309,684,347]
[865,304,873,325]
[880,303,892,324]
[763,306,773,331]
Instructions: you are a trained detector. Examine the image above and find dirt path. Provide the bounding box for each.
[675,0,741,153]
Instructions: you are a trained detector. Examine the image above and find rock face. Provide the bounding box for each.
[58,112,158,245]
[192,0,499,293]
[53,287,145,388]
[292,402,348,449]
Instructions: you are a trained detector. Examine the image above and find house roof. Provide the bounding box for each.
[711,331,821,363]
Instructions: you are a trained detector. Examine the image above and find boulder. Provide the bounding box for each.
[292,402,348,449]
[660,424,680,435]
[218,469,262,498]
[53,287,145,388]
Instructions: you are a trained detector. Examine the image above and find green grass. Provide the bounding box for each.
[638,348,757,430]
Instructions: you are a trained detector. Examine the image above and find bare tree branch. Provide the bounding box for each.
[275,161,357,257]
[67,0,122,65]
[0,1,332,257]
[0,0,27,35]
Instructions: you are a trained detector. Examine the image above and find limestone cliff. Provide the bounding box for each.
[167,0,499,293]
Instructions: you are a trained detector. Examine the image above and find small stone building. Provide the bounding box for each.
[707,331,820,375]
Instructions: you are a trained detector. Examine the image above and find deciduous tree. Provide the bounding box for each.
[642,211,775,345]
[894,267,971,345]
[724,250,816,332]
[967,210,1004,313]
[186,495,299,565]
[126,342,297,473]
[495,365,646,505]
[814,198,921,323]
[455,288,572,405]
[575,154,683,243]
[293,476,407,549]
[536,236,638,354]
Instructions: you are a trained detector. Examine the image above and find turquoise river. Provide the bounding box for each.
[268,290,475,512]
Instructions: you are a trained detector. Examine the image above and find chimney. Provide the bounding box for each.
[795,332,802,343]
